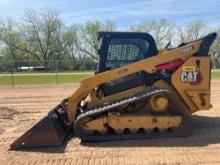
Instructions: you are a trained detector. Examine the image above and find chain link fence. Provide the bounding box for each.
[1,60,220,86]
[0,60,94,85]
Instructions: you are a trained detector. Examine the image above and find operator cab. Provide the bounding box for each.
[96,32,159,96]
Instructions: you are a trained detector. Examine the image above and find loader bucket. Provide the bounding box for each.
[10,99,73,150]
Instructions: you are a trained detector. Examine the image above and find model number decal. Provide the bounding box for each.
[118,68,128,75]
[180,46,194,55]
[181,71,199,83]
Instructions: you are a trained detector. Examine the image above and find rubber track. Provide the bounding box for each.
[74,87,192,142]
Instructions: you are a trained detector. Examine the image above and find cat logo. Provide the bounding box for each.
[181,66,199,83]
[181,72,199,83]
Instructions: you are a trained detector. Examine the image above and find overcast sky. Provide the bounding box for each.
[0,0,220,28]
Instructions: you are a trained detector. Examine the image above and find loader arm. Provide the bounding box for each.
[67,41,201,121]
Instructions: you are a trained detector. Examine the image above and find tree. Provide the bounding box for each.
[77,20,116,61]
[130,18,175,48]
[0,8,64,71]
[62,25,79,67]
[210,28,220,68]
[22,8,63,70]
[0,19,27,70]
[177,19,208,43]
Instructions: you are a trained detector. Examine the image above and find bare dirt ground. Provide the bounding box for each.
[1,82,220,165]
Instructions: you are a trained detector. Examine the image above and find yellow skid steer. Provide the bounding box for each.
[11,32,216,149]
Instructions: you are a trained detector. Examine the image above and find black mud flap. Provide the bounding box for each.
[10,100,73,150]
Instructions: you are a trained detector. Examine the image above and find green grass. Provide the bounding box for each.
[1,70,220,85]
[0,70,94,74]
[0,73,93,85]
[211,71,220,79]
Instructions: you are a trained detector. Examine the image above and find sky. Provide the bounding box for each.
[0,0,220,28]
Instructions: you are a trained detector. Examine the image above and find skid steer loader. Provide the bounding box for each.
[11,31,217,149]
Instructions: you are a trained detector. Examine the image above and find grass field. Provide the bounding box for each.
[211,71,220,79]
[0,72,93,85]
[0,70,220,85]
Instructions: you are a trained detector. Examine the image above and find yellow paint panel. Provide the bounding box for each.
[172,57,211,113]
[108,113,182,131]
[84,113,182,133]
